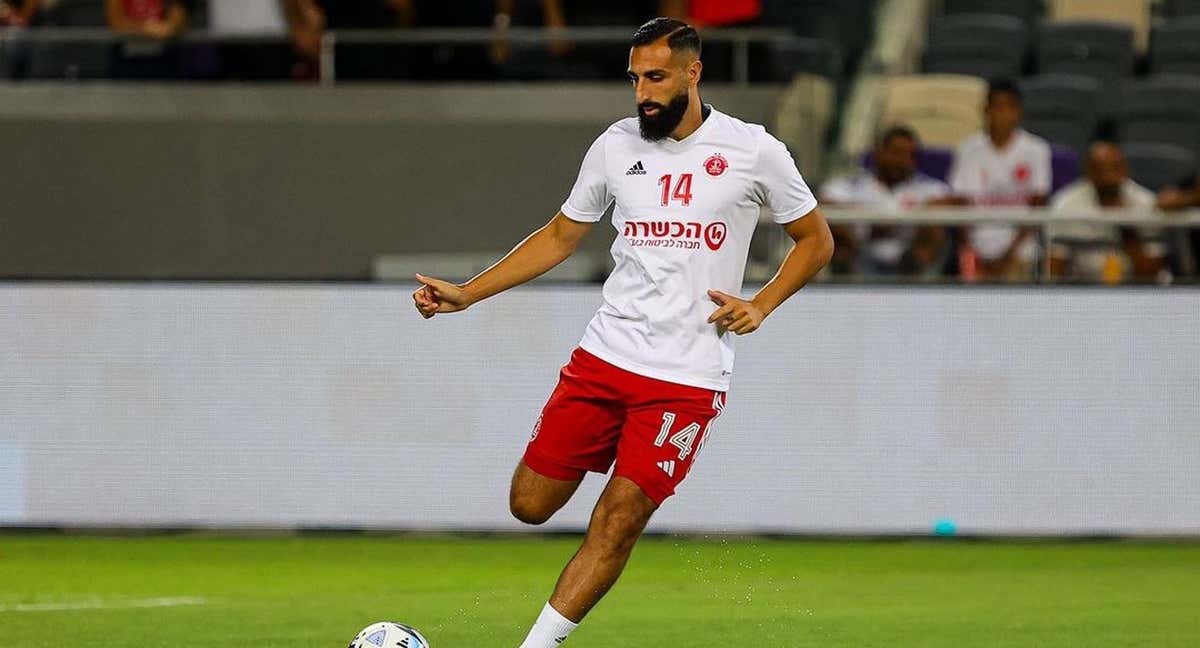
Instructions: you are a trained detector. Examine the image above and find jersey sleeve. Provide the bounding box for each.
[1031,140,1053,196]
[753,132,819,224]
[560,130,613,223]
[948,141,980,197]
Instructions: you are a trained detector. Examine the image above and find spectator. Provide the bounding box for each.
[208,0,293,80]
[106,0,188,79]
[949,78,1051,282]
[1049,142,1165,283]
[822,126,953,278]
[0,0,39,27]
[1156,175,1200,280]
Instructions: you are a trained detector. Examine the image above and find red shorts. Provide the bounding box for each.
[523,347,727,505]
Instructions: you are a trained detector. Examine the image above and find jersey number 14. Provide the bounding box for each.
[658,173,694,207]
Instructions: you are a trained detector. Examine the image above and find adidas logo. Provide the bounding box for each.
[657,460,675,477]
[626,160,646,175]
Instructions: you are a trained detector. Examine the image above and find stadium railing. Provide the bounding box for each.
[0,26,796,85]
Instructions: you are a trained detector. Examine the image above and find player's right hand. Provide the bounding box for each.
[413,273,471,319]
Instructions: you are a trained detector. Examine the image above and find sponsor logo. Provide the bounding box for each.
[626,160,647,175]
[365,630,387,647]
[622,220,728,251]
[703,222,727,251]
[704,153,728,177]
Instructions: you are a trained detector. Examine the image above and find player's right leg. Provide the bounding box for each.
[509,460,581,525]
[510,348,625,526]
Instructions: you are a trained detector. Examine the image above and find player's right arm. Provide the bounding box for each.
[415,128,612,319]
[412,212,592,319]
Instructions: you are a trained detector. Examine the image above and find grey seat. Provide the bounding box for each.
[1165,0,1200,17]
[923,14,1028,79]
[26,0,112,79]
[1037,21,1135,88]
[1150,18,1200,76]
[764,38,842,82]
[1020,75,1102,152]
[1122,143,1196,191]
[943,0,1044,23]
[1117,76,1200,161]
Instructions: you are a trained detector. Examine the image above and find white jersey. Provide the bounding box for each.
[949,129,1051,261]
[561,106,817,391]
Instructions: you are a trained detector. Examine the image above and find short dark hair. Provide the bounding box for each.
[987,78,1023,105]
[878,125,918,148]
[631,17,701,57]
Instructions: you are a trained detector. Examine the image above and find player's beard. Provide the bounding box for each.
[637,91,689,142]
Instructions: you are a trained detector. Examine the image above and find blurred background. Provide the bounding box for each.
[1,0,1198,535]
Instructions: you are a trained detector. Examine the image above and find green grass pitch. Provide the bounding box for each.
[1,533,1197,646]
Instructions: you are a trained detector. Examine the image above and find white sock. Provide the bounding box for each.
[518,601,579,647]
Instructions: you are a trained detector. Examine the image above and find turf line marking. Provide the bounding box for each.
[0,596,208,613]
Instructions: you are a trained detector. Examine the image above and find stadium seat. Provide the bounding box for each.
[922,14,1029,79]
[1150,18,1200,76]
[1036,22,1135,90]
[882,75,987,148]
[1047,0,1151,51]
[1116,76,1200,160]
[942,0,1044,24]
[774,75,837,180]
[1020,75,1102,152]
[761,0,875,73]
[1122,143,1197,191]
[1050,145,1081,193]
[26,0,113,79]
[1164,0,1200,17]
[763,38,843,83]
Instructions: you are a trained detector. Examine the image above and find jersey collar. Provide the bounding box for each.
[658,103,717,152]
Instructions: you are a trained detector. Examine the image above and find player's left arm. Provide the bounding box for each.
[707,208,833,335]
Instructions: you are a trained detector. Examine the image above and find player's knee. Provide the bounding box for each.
[509,494,553,526]
[590,507,647,556]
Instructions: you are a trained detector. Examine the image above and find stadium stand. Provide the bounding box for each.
[1036,21,1135,90]
[1122,142,1197,191]
[1166,0,1200,17]
[1047,0,1152,51]
[26,0,112,80]
[881,74,986,148]
[922,14,1028,79]
[1020,75,1102,153]
[941,0,1043,23]
[1117,75,1200,162]
[1150,17,1200,76]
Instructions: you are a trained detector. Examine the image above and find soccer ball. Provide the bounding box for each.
[348,621,431,648]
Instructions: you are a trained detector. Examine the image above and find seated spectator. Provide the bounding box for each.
[0,0,39,27]
[1157,175,1200,280]
[106,0,188,79]
[821,126,953,279]
[1049,142,1165,283]
[949,79,1051,282]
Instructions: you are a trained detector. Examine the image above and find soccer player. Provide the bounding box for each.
[413,18,832,647]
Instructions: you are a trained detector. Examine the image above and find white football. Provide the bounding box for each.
[349,621,431,648]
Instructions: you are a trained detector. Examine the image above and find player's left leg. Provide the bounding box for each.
[516,475,657,648]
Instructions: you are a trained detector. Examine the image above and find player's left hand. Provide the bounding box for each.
[706,290,765,336]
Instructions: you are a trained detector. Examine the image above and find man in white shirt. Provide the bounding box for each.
[1050,141,1165,283]
[949,79,1052,281]
[822,125,952,278]
[412,18,833,647]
